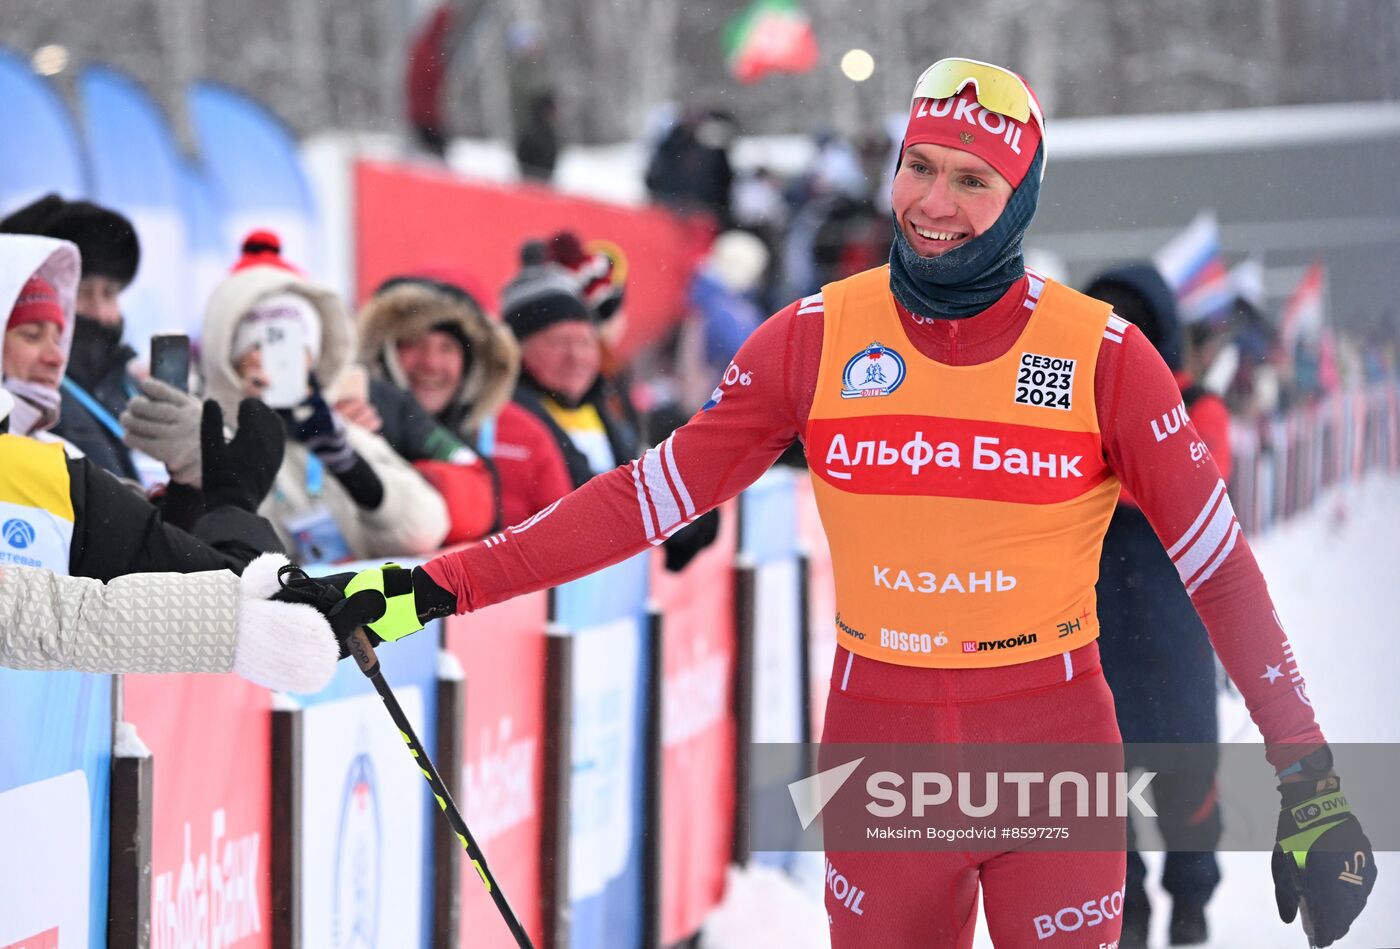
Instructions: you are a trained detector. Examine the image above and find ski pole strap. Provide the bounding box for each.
[345,563,424,641]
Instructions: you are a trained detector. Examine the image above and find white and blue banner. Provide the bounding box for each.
[292,560,441,949]
[188,82,319,276]
[554,553,652,949]
[0,668,111,949]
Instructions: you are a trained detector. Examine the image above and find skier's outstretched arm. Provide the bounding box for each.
[420,303,809,613]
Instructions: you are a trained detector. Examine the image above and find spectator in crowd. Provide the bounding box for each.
[1084,263,1234,948]
[2,234,287,580]
[678,230,770,409]
[405,2,458,158]
[357,275,525,541]
[645,106,737,225]
[536,231,644,436]
[498,252,716,568]
[0,551,342,694]
[516,91,561,182]
[0,194,145,481]
[201,232,448,563]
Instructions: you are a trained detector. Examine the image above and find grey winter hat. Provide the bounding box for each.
[499,260,593,342]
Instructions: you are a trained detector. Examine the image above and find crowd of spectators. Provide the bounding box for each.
[0,194,721,592]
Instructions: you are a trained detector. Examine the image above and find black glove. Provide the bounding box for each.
[1272,760,1376,947]
[662,509,721,572]
[274,563,457,660]
[277,385,356,473]
[203,398,286,512]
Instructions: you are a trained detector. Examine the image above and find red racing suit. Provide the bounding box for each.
[423,270,1325,947]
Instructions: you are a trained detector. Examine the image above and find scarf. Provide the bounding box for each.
[888,144,1044,320]
[2,378,62,436]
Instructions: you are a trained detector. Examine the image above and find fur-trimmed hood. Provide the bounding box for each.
[201,264,352,421]
[356,278,519,436]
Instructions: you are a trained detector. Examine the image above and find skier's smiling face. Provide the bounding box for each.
[891,143,1013,257]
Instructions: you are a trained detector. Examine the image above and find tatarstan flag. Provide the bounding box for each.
[724,0,819,84]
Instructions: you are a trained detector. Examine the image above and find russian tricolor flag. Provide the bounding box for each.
[1153,210,1233,324]
[1280,260,1327,350]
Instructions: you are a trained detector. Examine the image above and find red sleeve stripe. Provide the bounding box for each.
[796,292,825,315]
[1167,481,1227,558]
[631,458,659,541]
[661,435,696,520]
[1168,480,1243,591]
[633,435,698,545]
[1185,521,1241,594]
[1104,313,1129,345]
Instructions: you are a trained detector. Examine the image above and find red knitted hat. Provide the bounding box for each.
[232,229,304,275]
[7,275,65,331]
[902,85,1043,188]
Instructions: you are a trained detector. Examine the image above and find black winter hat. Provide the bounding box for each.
[0,193,141,286]
[1083,263,1183,371]
[499,256,593,343]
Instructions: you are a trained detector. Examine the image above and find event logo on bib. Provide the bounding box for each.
[332,751,381,949]
[841,342,906,399]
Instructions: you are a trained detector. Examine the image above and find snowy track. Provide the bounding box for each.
[704,474,1400,948]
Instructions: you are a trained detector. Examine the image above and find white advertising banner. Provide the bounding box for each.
[299,689,426,949]
[752,559,806,745]
[0,770,91,949]
[567,617,642,902]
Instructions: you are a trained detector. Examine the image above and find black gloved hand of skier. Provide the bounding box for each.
[274,563,457,660]
[274,564,385,660]
[202,398,286,512]
[1271,751,1376,947]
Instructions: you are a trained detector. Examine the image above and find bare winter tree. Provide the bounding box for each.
[1,0,1397,141]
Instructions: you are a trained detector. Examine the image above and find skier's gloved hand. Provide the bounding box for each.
[343,563,457,642]
[274,563,456,659]
[202,398,286,511]
[1271,748,1376,947]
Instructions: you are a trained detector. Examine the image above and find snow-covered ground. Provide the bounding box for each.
[704,473,1400,948]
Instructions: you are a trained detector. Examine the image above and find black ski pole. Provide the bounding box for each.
[344,625,537,949]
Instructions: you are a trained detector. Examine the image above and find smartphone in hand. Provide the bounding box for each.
[150,334,191,392]
[261,321,306,409]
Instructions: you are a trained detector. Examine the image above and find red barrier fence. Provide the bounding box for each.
[354,161,712,362]
[1230,382,1400,535]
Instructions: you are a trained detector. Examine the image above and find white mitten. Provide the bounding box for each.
[234,553,338,693]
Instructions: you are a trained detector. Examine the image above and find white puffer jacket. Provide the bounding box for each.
[200,265,448,561]
[0,553,338,693]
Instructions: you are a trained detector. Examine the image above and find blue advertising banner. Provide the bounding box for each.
[78,66,188,346]
[739,469,806,870]
[553,554,652,949]
[292,560,440,949]
[187,82,318,275]
[740,467,800,565]
[0,46,87,213]
[0,668,111,949]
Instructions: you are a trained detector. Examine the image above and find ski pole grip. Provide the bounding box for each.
[347,626,381,677]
